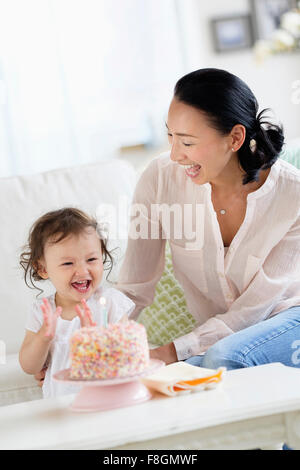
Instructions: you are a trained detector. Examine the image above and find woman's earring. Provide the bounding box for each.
[249,139,257,152]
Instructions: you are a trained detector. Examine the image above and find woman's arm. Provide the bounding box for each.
[117,158,166,318]
[116,158,176,362]
[173,215,300,360]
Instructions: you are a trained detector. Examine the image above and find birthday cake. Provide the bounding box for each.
[69,321,150,380]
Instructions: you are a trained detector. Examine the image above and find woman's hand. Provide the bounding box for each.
[40,298,62,340]
[119,314,128,323]
[75,299,96,327]
[150,342,178,365]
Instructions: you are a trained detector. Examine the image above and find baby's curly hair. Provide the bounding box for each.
[20,207,114,295]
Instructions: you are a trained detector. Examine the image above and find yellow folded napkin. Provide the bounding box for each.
[141,361,225,397]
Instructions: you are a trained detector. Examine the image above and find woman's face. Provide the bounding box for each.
[166,98,239,186]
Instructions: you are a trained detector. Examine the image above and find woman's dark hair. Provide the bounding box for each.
[20,207,114,295]
[174,68,285,184]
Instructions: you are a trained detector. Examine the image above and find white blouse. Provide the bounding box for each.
[117,151,300,360]
[25,286,135,398]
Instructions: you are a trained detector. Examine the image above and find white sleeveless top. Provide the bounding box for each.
[25,286,135,398]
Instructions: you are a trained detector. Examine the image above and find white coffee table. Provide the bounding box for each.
[1,363,300,450]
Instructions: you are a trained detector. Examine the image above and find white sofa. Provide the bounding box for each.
[0,158,137,406]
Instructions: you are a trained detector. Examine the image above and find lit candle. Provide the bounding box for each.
[99,296,108,328]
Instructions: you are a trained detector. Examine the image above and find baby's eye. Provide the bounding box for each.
[87,257,98,262]
[62,262,73,266]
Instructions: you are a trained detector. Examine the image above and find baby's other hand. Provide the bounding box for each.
[75,299,96,327]
[40,298,62,340]
[34,367,47,387]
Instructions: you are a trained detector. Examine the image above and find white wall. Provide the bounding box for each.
[177,0,300,141]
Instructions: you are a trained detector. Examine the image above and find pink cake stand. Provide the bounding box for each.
[53,359,165,412]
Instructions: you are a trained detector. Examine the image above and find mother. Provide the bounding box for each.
[117,68,300,370]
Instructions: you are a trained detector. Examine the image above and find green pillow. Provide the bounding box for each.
[280,145,300,169]
[138,242,196,346]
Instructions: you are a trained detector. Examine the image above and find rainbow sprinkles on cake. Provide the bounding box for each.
[70,320,150,380]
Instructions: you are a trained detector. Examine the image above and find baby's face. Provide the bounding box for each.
[39,228,104,308]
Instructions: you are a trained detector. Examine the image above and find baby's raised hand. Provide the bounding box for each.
[75,299,96,327]
[40,298,62,339]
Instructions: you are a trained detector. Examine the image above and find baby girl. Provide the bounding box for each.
[19,207,135,397]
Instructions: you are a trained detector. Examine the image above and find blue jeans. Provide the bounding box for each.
[185,306,300,370]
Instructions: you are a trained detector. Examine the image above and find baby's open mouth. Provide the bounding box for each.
[71,280,91,293]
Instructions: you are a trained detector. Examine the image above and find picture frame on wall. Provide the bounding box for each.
[210,15,255,53]
[250,0,297,40]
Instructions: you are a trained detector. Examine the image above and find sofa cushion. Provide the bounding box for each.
[0,354,42,406]
[0,159,137,355]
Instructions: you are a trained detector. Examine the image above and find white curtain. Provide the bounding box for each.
[0,0,185,177]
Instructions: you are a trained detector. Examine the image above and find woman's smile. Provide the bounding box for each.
[182,163,202,179]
